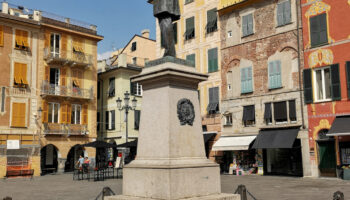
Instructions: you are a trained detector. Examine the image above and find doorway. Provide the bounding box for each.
[40,144,58,174]
[318,140,336,177]
[65,145,84,172]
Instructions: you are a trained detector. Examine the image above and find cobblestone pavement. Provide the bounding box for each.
[0,173,349,200]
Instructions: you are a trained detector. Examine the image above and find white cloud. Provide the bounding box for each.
[98,51,113,60]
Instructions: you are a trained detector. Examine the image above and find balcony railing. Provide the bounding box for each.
[44,48,93,67]
[41,80,93,100]
[8,87,32,97]
[43,123,88,136]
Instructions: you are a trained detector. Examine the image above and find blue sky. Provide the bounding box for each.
[6,0,156,59]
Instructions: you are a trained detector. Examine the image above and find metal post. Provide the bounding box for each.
[125,108,129,143]
[236,185,247,200]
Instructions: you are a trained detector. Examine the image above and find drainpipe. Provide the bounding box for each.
[296,0,305,129]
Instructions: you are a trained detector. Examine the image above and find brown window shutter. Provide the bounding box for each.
[82,104,88,125]
[14,63,21,84]
[44,66,50,81]
[42,100,48,123]
[61,34,67,58]
[15,30,22,47]
[60,103,67,124]
[18,103,26,127]
[44,30,50,48]
[60,68,67,86]
[0,25,3,46]
[11,103,18,127]
[67,104,72,124]
[22,31,28,47]
[21,63,28,85]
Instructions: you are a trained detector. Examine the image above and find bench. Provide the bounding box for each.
[5,169,34,179]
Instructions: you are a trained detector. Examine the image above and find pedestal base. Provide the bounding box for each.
[105,193,240,200]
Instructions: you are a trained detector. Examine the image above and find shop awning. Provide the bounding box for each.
[326,116,350,136]
[252,128,299,149]
[212,136,256,151]
[203,132,217,143]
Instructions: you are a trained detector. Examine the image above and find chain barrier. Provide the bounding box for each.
[95,187,116,200]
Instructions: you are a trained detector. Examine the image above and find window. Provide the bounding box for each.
[134,110,141,130]
[1,87,5,112]
[207,87,219,114]
[106,110,115,130]
[185,0,194,4]
[0,25,3,46]
[277,0,291,26]
[242,13,253,37]
[314,67,331,101]
[108,77,115,97]
[11,102,26,127]
[71,104,81,125]
[241,67,253,94]
[206,8,217,34]
[131,82,142,96]
[15,29,29,50]
[50,33,60,58]
[131,42,137,51]
[224,114,232,126]
[310,13,328,47]
[268,60,282,89]
[185,17,195,40]
[72,38,84,53]
[173,22,178,44]
[228,84,232,91]
[242,105,255,127]
[208,48,218,73]
[186,54,195,67]
[49,68,60,86]
[132,57,137,65]
[264,100,297,125]
[48,102,60,123]
[228,31,232,38]
[346,62,350,99]
[303,68,313,104]
[97,81,100,99]
[13,62,28,86]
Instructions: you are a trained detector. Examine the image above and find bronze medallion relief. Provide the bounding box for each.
[177,98,195,126]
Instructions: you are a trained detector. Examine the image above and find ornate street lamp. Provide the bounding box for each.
[116,91,137,143]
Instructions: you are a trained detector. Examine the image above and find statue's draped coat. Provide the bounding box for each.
[153,0,180,21]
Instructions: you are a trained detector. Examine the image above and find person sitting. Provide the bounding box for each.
[82,157,90,173]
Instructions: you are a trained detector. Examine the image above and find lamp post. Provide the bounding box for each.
[116,91,137,144]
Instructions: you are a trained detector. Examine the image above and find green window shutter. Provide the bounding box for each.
[207,8,217,33]
[209,87,214,104]
[247,67,253,92]
[303,68,313,104]
[346,61,350,99]
[186,17,195,40]
[241,68,246,93]
[173,22,178,44]
[105,111,109,130]
[242,15,248,36]
[330,64,341,101]
[277,3,284,26]
[186,54,196,67]
[318,13,328,45]
[268,61,274,89]
[134,110,140,130]
[284,0,291,24]
[130,81,136,95]
[241,67,253,93]
[275,60,282,88]
[247,14,253,35]
[208,48,218,73]
[213,87,219,103]
[310,15,320,47]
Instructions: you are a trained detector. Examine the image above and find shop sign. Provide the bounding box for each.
[7,140,20,149]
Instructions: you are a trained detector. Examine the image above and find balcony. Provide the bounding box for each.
[41,80,93,100]
[43,123,88,136]
[44,48,93,68]
[8,87,32,97]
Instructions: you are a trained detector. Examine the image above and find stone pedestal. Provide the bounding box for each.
[107,58,239,200]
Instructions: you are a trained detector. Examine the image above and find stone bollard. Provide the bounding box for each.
[236,185,248,200]
[333,191,344,200]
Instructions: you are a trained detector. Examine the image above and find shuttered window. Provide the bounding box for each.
[242,105,255,126]
[264,103,272,124]
[186,54,196,67]
[277,0,291,26]
[60,103,68,124]
[14,62,28,85]
[207,87,219,114]
[71,104,81,125]
[0,25,3,46]
[11,102,26,127]
[185,17,195,40]
[50,33,60,58]
[105,111,109,130]
[108,77,115,97]
[206,8,217,33]
[314,67,332,101]
[42,101,48,123]
[241,67,253,94]
[60,68,67,87]
[289,100,296,122]
[303,68,313,104]
[310,13,328,47]
[72,38,84,53]
[131,42,137,51]
[268,60,282,89]
[48,102,60,123]
[110,110,115,130]
[242,13,253,37]
[208,48,218,73]
[82,104,88,125]
[274,101,287,123]
[134,110,141,130]
[330,64,341,101]
[15,29,29,49]
[1,87,5,112]
[346,62,350,99]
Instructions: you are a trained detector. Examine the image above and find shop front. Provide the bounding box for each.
[212,136,262,175]
[252,127,303,177]
[326,116,350,180]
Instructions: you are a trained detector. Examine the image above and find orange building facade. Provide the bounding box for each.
[302,0,350,177]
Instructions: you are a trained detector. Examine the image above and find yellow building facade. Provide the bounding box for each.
[97,31,156,152]
[153,0,222,161]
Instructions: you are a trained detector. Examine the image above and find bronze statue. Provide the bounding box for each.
[150,0,180,57]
